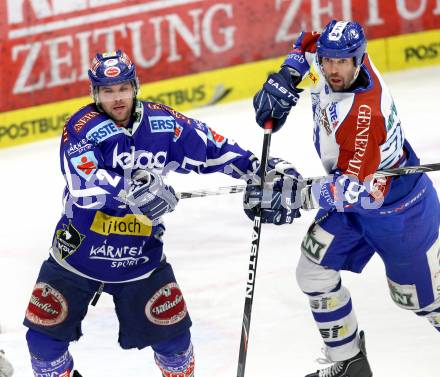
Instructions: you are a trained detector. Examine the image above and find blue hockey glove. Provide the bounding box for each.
[243,158,301,225]
[124,170,178,223]
[253,66,303,133]
[301,170,374,211]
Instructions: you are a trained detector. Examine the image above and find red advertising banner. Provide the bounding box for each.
[1,0,440,113]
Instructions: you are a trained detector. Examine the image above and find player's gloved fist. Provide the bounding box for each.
[243,158,301,225]
[283,31,320,77]
[301,170,369,211]
[253,66,303,132]
[123,170,179,223]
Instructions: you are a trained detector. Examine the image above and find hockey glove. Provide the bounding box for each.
[243,158,301,225]
[283,31,320,77]
[123,170,179,223]
[301,170,374,211]
[253,66,303,132]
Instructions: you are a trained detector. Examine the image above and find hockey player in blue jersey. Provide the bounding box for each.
[22,50,293,377]
[245,20,440,377]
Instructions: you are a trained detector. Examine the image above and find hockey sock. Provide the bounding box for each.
[26,329,70,360]
[306,285,360,361]
[154,343,194,377]
[30,350,74,377]
[26,329,74,376]
[153,331,194,377]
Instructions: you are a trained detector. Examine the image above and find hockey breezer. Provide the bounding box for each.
[237,119,273,377]
[177,162,440,203]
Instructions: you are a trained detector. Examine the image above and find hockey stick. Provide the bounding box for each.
[236,119,273,377]
[297,162,440,186]
[176,162,440,200]
[177,184,246,199]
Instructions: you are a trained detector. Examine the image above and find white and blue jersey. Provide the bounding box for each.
[285,29,440,361]
[51,101,257,283]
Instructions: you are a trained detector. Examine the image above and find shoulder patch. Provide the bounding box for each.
[207,127,226,147]
[73,111,100,133]
[148,116,176,133]
[86,119,123,144]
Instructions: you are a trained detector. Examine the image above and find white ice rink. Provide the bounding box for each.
[1,65,440,376]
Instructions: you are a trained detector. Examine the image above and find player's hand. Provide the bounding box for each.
[283,31,320,77]
[301,170,370,211]
[123,170,179,223]
[243,158,301,225]
[253,66,302,132]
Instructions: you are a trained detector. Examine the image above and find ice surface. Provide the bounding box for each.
[1,65,440,376]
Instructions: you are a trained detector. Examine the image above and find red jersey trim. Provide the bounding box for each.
[335,55,387,182]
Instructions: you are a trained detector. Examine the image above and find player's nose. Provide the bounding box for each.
[329,62,339,74]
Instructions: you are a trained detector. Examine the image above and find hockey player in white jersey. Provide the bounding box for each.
[247,20,440,377]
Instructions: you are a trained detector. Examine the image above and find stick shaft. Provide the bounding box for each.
[236,120,273,377]
[177,162,440,200]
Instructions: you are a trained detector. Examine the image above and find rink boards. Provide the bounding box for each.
[1,28,440,148]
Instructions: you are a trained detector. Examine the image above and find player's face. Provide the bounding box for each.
[98,82,134,127]
[321,57,357,91]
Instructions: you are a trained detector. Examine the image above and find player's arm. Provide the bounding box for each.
[166,114,258,180]
[253,31,320,132]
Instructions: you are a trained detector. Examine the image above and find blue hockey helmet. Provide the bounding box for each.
[88,50,139,102]
[317,20,367,66]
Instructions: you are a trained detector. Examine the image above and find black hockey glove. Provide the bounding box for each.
[122,170,178,223]
[253,66,303,132]
[243,158,301,225]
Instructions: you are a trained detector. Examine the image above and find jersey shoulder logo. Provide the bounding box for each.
[207,127,226,147]
[148,116,176,133]
[86,119,123,144]
[73,110,100,133]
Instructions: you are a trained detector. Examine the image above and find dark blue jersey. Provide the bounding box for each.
[50,101,257,282]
